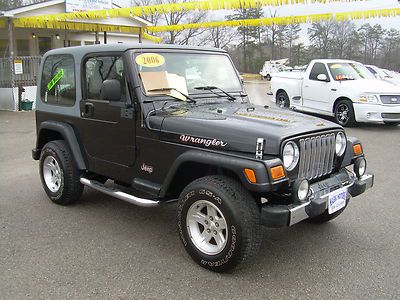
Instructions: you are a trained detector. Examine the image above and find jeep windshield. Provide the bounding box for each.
[134,52,242,100]
[328,63,375,81]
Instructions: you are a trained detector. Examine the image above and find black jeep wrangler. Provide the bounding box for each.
[33,44,374,272]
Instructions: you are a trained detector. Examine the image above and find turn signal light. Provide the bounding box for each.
[353,143,363,155]
[270,165,285,180]
[244,168,257,183]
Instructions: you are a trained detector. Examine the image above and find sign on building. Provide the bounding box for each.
[14,60,23,75]
[66,0,112,12]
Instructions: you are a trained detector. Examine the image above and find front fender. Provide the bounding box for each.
[159,150,288,197]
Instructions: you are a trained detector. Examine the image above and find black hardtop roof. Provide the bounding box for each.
[43,43,227,57]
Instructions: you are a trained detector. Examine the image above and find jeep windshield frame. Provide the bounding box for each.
[130,49,244,102]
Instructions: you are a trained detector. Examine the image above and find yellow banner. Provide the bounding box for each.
[13,0,371,24]
[12,19,161,42]
[0,19,5,28]
[147,8,400,32]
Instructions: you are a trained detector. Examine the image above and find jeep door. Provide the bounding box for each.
[79,53,135,176]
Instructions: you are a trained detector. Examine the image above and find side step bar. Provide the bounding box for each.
[80,177,160,208]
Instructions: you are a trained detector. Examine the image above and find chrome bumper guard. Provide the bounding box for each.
[261,170,374,228]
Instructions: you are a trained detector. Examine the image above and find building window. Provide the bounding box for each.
[17,40,30,56]
[84,55,126,101]
[38,37,52,56]
[0,40,9,57]
[40,55,76,106]
[84,41,94,46]
[69,41,81,47]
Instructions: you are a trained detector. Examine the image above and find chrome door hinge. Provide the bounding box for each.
[256,138,264,160]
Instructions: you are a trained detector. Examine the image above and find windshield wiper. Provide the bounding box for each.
[143,87,196,104]
[194,86,236,101]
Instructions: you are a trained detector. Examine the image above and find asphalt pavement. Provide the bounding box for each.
[1,82,399,299]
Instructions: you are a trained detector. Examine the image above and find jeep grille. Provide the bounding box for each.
[298,133,336,180]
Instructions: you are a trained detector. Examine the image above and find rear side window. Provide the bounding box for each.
[84,56,126,101]
[40,55,76,106]
[309,63,329,81]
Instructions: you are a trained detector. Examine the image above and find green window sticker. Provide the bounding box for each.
[47,69,64,91]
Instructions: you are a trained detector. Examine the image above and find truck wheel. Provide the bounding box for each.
[39,140,84,205]
[177,176,261,272]
[334,100,356,127]
[276,91,290,108]
[266,74,272,81]
[309,200,348,224]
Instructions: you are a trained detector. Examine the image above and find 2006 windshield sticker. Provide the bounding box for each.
[135,53,165,68]
[47,69,64,91]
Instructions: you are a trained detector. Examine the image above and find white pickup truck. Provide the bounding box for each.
[271,59,400,126]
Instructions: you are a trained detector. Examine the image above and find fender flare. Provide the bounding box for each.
[159,150,278,197]
[35,121,87,170]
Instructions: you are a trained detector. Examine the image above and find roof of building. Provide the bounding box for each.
[1,0,152,27]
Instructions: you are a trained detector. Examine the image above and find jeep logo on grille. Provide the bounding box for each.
[391,98,398,102]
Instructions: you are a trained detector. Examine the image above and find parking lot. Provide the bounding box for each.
[1,81,399,299]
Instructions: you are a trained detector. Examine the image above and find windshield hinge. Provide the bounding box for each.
[256,138,264,160]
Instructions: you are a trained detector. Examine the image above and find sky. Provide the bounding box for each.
[118,0,400,43]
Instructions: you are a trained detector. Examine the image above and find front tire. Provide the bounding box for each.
[177,176,261,272]
[334,99,356,127]
[39,140,84,205]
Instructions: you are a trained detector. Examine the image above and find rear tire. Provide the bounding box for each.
[334,99,356,127]
[39,140,84,205]
[177,176,261,272]
[276,91,290,108]
[266,74,272,81]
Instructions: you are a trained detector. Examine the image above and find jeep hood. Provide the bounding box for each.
[150,103,341,155]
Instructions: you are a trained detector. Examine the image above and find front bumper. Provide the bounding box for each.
[354,103,400,123]
[261,169,374,228]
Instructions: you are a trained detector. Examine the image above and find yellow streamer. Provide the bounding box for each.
[0,19,5,28]
[146,8,400,32]
[13,0,371,24]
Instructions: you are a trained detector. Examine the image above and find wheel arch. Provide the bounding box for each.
[34,121,87,170]
[333,96,353,113]
[275,89,288,100]
[159,150,269,199]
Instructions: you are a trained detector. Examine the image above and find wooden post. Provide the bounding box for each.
[104,31,107,44]
[7,18,18,110]
[138,28,143,44]
[95,31,100,44]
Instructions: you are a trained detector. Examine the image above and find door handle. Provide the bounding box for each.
[84,102,94,117]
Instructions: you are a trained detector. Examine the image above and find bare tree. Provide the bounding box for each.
[133,0,162,26]
[206,26,239,49]
[284,24,301,63]
[308,21,334,58]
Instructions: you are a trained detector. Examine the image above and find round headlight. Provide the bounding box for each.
[293,178,310,202]
[335,132,347,156]
[283,142,300,171]
[354,157,367,178]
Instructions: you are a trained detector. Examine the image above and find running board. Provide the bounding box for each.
[80,177,160,207]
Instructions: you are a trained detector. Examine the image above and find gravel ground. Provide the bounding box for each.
[1,82,399,299]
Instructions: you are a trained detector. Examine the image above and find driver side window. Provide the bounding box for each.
[84,56,126,101]
[309,63,329,81]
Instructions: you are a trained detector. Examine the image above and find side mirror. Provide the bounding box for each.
[100,79,121,101]
[317,74,329,82]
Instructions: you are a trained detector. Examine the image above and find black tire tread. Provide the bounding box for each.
[40,140,83,205]
[180,175,262,270]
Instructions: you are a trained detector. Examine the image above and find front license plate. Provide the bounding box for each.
[328,187,347,214]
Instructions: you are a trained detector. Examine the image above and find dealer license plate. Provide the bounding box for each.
[328,187,347,214]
